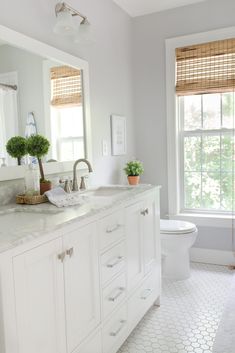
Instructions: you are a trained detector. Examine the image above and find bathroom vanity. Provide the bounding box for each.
[0,185,161,353]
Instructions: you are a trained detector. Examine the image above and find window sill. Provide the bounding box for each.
[168,213,235,229]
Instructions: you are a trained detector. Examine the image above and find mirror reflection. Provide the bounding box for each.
[0,42,86,166]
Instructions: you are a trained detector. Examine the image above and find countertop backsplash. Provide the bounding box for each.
[0,171,75,207]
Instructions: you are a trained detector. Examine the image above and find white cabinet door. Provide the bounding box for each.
[13,238,66,353]
[63,223,101,353]
[142,193,158,274]
[125,201,144,291]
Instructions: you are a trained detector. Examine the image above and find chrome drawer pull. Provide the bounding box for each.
[66,247,74,258]
[57,251,66,263]
[106,224,121,233]
[108,287,125,302]
[110,320,126,337]
[106,256,124,268]
[141,288,153,300]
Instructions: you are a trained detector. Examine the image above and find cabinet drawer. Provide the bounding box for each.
[128,268,160,330]
[102,272,126,318]
[102,304,128,353]
[98,210,125,251]
[101,242,125,286]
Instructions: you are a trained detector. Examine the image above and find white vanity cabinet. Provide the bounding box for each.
[0,186,160,353]
[125,201,144,291]
[63,223,100,353]
[126,192,160,291]
[13,238,67,353]
[12,222,100,353]
[142,193,160,275]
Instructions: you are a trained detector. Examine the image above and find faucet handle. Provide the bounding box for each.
[80,176,86,190]
[64,179,72,193]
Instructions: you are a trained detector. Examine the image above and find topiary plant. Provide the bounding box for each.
[124,160,144,176]
[27,134,50,181]
[6,136,27,165]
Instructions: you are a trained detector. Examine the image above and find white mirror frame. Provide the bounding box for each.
[0,24,92,181]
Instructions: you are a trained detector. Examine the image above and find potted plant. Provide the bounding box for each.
[6,136,27,165]
[27,134,51,195]
[124,160,144,185]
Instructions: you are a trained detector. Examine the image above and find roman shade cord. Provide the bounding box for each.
[175,38,235,96]
[50,65,82,108]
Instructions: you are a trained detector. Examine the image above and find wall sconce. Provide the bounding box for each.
[53,2,90,38]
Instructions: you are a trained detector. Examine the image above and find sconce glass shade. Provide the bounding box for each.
[74,20,92,44]
[53,8,77,36]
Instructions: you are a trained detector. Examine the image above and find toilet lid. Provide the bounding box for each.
[160,219,197,234]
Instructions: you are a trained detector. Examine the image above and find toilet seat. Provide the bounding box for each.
[160,219,197,235]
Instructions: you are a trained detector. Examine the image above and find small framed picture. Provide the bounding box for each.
[111,115,126,155]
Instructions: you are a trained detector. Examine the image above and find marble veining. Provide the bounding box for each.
[0,184,157,254]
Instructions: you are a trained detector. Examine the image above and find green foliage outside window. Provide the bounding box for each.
[181,92,235,212]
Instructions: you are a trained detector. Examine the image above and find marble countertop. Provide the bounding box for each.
[0,184,159,254]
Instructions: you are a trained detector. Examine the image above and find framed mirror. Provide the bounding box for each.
[0,25,92,181]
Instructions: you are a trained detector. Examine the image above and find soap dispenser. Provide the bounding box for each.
[24,164,40,196]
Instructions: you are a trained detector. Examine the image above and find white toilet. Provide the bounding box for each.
[160,219,198,280]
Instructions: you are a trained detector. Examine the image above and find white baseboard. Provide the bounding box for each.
[190,247,235,266]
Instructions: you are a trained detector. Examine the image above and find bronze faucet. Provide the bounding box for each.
[72,158,93,191]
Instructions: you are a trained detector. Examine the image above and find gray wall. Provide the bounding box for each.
[0,0,136,186]
[132,0,235,250]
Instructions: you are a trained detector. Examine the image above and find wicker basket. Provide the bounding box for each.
[16,194,48,205]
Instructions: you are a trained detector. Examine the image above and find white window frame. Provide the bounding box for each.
[165,26,235,227]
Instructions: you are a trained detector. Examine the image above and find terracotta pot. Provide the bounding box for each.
[127,176,140,185]
[40,181,52,195]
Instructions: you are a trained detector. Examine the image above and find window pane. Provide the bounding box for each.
[59,139,84,161]
[221,173,234,211]
[73,140,85,158]
[202,172,220,209]
[59,107,84,137]
[184,136,201,171]
[222,93,234,129]
[203,94,221,129]
[183,95,202,131]
[184,172,201,209]
[221,134,234,172]
[202,136,220,172]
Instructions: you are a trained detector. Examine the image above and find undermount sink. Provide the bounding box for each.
[78,186,135,209]
[81,186,134,198]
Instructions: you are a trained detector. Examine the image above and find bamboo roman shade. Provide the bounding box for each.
[176,38,235,95]
[50,65,82,107]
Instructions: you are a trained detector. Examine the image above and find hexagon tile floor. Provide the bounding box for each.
[118,263,234,353]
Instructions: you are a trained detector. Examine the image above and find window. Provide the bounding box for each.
[175,38,235,214]
[179,92,235,212]
[50,65,85,162]
[50,106,84,162]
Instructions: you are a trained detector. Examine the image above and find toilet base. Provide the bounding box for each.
[162,251,191,280]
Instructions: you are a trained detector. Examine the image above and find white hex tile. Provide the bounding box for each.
[118,263,233,353]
